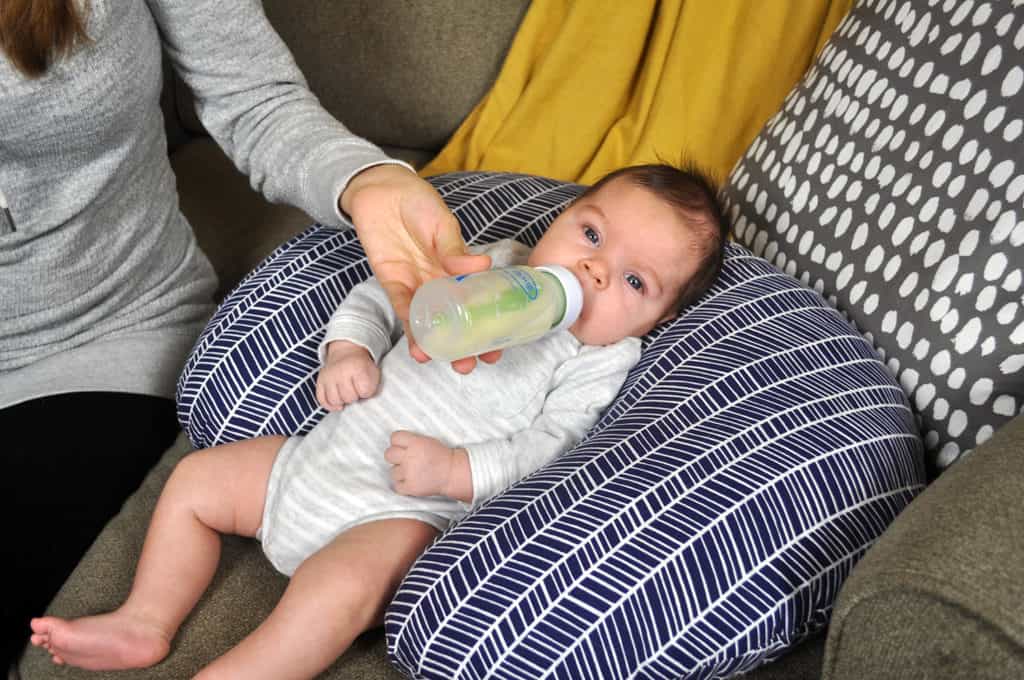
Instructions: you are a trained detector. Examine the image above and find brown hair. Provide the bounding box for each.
[579,163,730,312]
[0,0,89,78]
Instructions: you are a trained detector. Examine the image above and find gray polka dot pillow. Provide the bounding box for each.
[722,0,1023,473]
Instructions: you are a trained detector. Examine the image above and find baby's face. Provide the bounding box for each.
[528,177,703,346]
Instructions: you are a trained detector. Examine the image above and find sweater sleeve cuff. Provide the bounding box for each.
[309,149,417,227]
[463,439,511,510]
[318,316,392,365]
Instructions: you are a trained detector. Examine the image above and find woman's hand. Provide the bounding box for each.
[340,164,501,374]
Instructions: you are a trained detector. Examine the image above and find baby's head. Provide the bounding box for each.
[528,163,728,346]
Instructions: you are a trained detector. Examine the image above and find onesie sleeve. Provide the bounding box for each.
[467,239,532,268]
[462,337,642,508]
[146,0,411,227]
[318,277,403,365]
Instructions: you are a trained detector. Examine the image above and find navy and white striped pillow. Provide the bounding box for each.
[385,192,925,680]
[176,171,925,679]
[176,173,581,447]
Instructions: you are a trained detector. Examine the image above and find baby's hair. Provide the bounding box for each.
[579,162,729,312]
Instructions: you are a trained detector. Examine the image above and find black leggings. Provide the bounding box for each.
[0,392,179,668]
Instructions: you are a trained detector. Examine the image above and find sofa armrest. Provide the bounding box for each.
[823,414,1024,680]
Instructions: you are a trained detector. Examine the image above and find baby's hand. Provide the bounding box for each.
[385,431,470,500]
[316,340,380,411]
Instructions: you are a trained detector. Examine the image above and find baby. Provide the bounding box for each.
[30,164,727,678]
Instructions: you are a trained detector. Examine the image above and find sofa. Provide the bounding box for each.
[18,1,1023,679]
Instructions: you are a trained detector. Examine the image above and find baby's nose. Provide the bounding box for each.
[581,259,608,288]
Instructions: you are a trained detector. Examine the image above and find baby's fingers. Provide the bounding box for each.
[354,366,379,399]
[391,430,425,448]
[316,379,340,411]
[337,376,362,405]
[384,445,405,465]
[325,381,348,411]
[389,461,407,492]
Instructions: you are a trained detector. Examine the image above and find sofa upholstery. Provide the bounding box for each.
[824,413,1024,680]
[18,1,1023,678]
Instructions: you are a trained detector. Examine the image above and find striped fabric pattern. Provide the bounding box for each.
[176,173,580,447]
[176,172,926,679]
[386,235,925,680]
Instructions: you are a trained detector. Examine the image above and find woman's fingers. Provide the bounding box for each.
[441,253,491,276]
[406,325,431,363]
[478,349,502,364]
[379,277,415,325]
[450,356,477,374]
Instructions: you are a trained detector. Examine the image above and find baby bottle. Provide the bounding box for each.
[409,265,584,361]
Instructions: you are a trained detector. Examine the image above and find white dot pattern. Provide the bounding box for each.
[722,0,1024,473]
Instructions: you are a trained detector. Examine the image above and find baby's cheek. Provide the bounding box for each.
[574,314,626,346]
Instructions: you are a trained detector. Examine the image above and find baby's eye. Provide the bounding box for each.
[583,226,600,245]
[626,273,645,292]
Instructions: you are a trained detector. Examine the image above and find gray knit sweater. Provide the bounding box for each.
[0,0,398,409]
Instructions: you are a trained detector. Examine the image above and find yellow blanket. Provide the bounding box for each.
[421,0,852,184]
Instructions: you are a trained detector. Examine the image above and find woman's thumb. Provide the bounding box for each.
[441,253,491,277]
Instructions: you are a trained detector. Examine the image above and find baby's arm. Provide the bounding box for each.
[462,340,640,506]
[316,277,402,410]
[384,431,473,501]
[317,340,380,411]
[387,339,641,505]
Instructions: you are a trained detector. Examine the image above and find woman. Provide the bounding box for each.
[0,0,492,668]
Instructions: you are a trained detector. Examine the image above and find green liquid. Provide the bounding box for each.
[428,284,547,328]
[418,269,566,360]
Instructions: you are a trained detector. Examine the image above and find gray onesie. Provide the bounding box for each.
[258,240,641,576]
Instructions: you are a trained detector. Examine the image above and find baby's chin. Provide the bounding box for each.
[568,323,636,347]
[570,316,671,346]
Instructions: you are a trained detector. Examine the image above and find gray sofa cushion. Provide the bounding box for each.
[721,0,1024,473]
[823,414,1024,680]
[173,0,529,153]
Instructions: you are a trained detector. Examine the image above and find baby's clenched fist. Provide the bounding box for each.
[384,431,473,502]
[316,340,380,411]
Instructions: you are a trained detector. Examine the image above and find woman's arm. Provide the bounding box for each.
[148,0,398,227]
[149,0,493,367]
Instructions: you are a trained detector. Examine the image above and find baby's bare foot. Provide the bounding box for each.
[30,612,170,671]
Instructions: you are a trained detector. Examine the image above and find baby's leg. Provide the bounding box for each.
[196,518,439,680]
[29,435,285,671]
